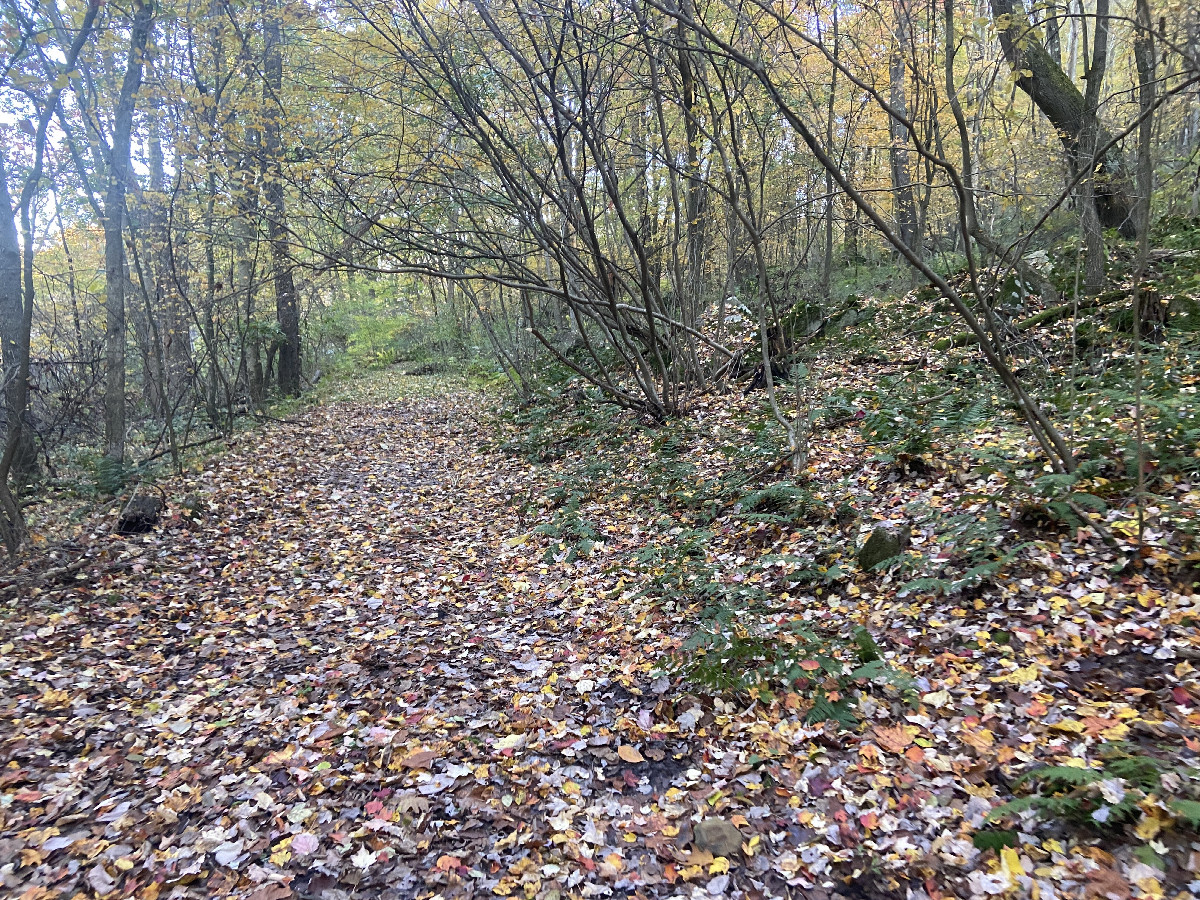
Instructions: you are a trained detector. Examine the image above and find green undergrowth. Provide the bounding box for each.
[981,742,1200,861]
[494,371,917,726]
[489,276,1200,723]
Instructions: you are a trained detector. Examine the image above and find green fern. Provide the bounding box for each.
[1170,799,1200,828]
[973,830,1018,851]
[93,455,129,495]
[1012,765,1102,789]
[987,744,1200,842]
[853,626,881,663]
[806,694,856,728]
[986,796,1041,822]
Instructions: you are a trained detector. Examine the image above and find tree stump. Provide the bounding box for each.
[117,496,164,535]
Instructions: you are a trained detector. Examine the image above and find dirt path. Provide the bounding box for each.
[0,394,768,900]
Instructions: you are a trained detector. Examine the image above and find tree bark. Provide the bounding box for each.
[1043,1,1062,65]
[1079,0,1111,293]
[989,0,1135,237]
[676,1,703,324]
[263,0,301,397]
[0,153,36,478]
[1133,0,1158,332]
[104,0,154,466]
[889,0,920,257]
[820,8,839,300]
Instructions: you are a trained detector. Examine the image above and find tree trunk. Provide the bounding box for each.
[989,0,1135,237]
[0,153,36,479]
[1044,1,1062,65]
[677,0,706,327]
[820,8,839,301]
[1133,0,1160,334]
[263,0,301,397]
[889,1,920,257]
[1079,0,1111,294]
[148,108,192,412]
[103,0,154,466]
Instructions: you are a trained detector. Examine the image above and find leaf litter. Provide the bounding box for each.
[0,372,1198,900]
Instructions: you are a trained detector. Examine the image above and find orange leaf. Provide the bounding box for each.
[961,727,995,752]
[873,725,914,753]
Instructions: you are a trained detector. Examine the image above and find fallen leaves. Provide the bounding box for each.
[399,748,437,768]
[1,376,1198,900]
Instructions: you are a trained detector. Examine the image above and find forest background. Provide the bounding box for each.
[1,0,1198,526]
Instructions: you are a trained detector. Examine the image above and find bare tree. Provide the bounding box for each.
[103,0,155,467]
[0,0,100,549]
[262,0,301,396]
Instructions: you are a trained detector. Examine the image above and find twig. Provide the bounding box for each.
[1065,499,1119,550]
[137,434,229,466]
[0,555,97,598]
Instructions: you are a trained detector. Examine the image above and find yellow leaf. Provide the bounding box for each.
[708,857,730,875]
[873,725,916,753]
[39,688,70,707]
[992,664,1038,685]
[1000,846,1023,886]
[1134,811,1165,841]
[961,728,995,752]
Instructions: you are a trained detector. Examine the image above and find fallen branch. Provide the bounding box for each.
[933,288,1128,350]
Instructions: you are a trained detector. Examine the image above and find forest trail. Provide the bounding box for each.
[5,386,1199,900]
[0,390,767,900]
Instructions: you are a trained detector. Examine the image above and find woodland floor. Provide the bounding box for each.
[1,374,1199,900]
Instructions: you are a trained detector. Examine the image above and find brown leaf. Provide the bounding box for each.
[873,725,913,753]
[617,745,644,764]
[246,886,294,900]
[400,748,437,769]
[1085,865,1131,900]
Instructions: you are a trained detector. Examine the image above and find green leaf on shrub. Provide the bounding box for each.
[972,830,1018,851]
